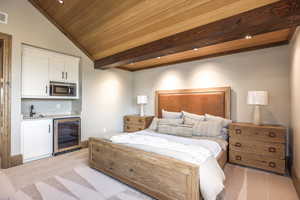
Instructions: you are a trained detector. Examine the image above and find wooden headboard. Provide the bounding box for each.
[155,87,231,119]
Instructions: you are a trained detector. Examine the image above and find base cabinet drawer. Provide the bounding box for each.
[229,126,286,143]
[229,151,285,174]
[229,139,285,159]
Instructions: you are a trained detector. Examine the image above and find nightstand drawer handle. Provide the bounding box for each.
[126,126,130,129]
[235,155,242,161]
[268,147,276,153]
[235,129,242,134]
[129,168,134,172]
[138,119,143,123]
[235,143,242,147]
[269,162,276,168]
[269,132,276,138]
[126,118,130,122]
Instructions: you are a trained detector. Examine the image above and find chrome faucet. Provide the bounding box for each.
[29,105,36,117]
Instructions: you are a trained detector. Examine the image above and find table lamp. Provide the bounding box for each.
[247,91,269,125]
[137,95,148,117]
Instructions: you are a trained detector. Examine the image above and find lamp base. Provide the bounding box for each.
[253,105,261,125]
[140,104,145,117]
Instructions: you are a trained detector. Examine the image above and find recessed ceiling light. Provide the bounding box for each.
[193,48,199,51]
[245,34,252,39]
[58,0,64,4]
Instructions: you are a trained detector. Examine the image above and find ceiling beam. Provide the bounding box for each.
[95,0,300,69]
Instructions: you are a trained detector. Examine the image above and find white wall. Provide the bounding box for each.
[133,46,290,126]
[0,0,133,155]
[290,28,300,177]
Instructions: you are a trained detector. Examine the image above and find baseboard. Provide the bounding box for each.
[80,140,89,148]
[9,154,23,167]
[292,167,300,198]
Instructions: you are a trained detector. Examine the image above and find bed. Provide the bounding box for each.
[89,87,231,200]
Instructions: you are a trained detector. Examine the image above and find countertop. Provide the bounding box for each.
[22,114,81,121]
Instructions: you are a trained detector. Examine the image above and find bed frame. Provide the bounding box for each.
[89,87,231,200]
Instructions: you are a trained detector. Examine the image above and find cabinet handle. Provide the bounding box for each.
[235,129,242,134]
[62,72,65,79]
[269,147,276,153]
[235,155,242,161]
[66,72,68,80]
[269,162,276,168]
[45,86,48,94]
[48,124,51,133]
[235,142,242,147]
[269,132,276,138]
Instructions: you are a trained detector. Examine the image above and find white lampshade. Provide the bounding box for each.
[247,91,268,105]
[137,95,148,104]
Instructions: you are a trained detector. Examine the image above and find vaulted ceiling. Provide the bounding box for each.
[29,0,300,71]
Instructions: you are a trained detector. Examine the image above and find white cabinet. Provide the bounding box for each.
[64,56,80,83]
[49,54,65,82]
[21,119,53,163]
[49,54,79,84]
[21,45,80,99]
[22,48,49,97]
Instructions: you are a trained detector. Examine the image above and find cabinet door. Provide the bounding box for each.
[22,119,53,162]
[64,56,79,83]
[49,55,66,82]
[22,50,49,97]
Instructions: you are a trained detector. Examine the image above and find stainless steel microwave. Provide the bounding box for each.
[50,82,77,97]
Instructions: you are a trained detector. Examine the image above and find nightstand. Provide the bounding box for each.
[124,115,154,132]
[229,122,287,174]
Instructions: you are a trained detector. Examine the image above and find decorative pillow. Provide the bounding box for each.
[148,118,183,131]
[159,118,184,125]
[148,117,159,131]
[158,123,193,137]
[205,114,232,128]
[182,111,205,125]
[162,109,182,119]
[192,120,223,137]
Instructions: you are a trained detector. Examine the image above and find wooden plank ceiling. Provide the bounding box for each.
[29,0,300,71]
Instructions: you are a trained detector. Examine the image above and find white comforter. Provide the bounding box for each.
[111,131,225,200]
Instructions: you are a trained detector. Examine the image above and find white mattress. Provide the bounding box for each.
[133,130,222,158]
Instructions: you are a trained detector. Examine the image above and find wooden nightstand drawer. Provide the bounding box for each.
[124,116,146,125]
[123,115,154,132]
[229,139,285,159]
[124,124,145,132]
[229,151,285,174]
[229,124,286,143]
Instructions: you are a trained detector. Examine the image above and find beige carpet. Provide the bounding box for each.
[1,149,298,200]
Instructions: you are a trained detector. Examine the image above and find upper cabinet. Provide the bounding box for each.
[22,48,49,97]
[49,54,65,83]
[49,54,80,84]
[64,56,80,83]
[22,45,80,99]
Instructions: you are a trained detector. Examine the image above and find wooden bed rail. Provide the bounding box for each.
[89,137,200,200]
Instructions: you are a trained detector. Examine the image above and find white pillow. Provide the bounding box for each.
[162,109,182,119]
[148,117,159,131]
[159,118,184,125]
[158,123,193,137]
[193,120,223,137]
[148,118,183,131]
[182,111,205,125]
[205,114,232,128]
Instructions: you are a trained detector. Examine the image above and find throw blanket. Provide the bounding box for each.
[111,134,225,200]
